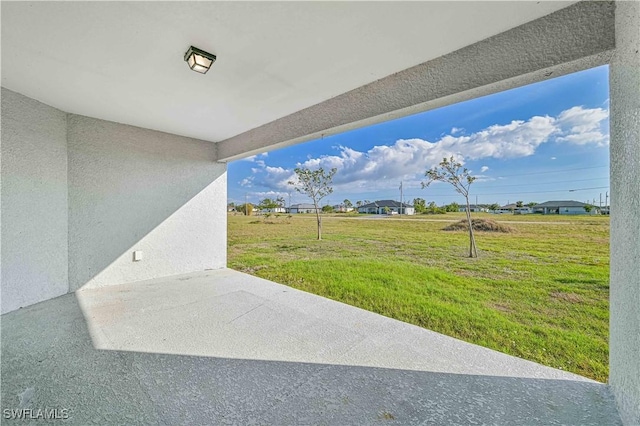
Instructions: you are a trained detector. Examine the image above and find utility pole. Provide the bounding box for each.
[600,193,602,208]
[605,191,609,207]
[399,181,403,215]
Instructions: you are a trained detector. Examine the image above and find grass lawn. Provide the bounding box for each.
[228,212,610,382]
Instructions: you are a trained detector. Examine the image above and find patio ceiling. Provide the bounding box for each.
[1,1,576,144]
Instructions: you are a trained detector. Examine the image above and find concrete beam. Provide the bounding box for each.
[216,0,614,162]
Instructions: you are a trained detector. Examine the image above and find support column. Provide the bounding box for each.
[609,1,640,425]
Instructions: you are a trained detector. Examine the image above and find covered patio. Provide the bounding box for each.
[1,1,638,424]
[1,269,621,424]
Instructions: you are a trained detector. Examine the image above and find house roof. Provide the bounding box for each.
[289,203,317,209]
[499,204,532,209]
[534,200,588,208]
[359,200,413,209]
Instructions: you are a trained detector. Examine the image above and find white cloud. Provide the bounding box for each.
[473,174,495,183]
[239,177,254,187]
[556,131,609,146]
[556,106,609,146]
[262,166,297,190]
[451,127,464,135]
[557,106,608,133]
[240,152,268,162]
[249,190,288,199]
[243,105,609,192]
[550,156,557,160]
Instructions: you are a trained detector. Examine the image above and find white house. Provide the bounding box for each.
[533,200,598,215]
[288,203,320,214]
[1,2,637,423]
[333,204,354,212]
[458,204,488,213]
[357,200,415,215]
[259,207,287,214]
[495,204,533,214]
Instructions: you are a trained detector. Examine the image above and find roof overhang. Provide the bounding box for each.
[1,1,614,162]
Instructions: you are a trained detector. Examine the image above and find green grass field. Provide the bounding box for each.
[228,212,610,382]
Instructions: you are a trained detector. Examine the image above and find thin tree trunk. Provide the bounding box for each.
[315,208,322,240]
[465,198,478,258]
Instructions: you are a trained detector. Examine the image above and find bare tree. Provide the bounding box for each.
[288,167,337,240]
[423,156,478,257]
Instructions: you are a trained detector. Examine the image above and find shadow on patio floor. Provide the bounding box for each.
[1,270,621,425]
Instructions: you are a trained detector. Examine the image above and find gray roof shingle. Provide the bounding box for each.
[359,200,413,208]
[533,200,588,208]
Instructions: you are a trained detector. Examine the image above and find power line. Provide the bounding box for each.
[475,176,609,188]
[375,175,609,195]
[486,186,610,196]
[568,186,610,192]
[381,186,610,198]
[490,165,607,178]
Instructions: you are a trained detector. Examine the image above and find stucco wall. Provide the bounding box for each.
[67,115,226,291]
[1,89,227,313]
[1,88,69,314]
[609,1,640,425]
[559,207,590,215]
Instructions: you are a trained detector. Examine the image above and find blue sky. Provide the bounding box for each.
[228,65,610,207]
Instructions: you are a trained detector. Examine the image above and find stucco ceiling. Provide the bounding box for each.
[1,1,576,143]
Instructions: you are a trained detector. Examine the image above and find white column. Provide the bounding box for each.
[609,1,640,425]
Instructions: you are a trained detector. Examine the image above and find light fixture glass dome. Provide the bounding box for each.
[184,46,216,74]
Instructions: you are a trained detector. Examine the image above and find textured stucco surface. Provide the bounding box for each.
[217,1,615,161]
[1,2,579,145]
[0,270,622,425]
[609,1,640,425]
[67,115,226,291]
[0,88,68,314]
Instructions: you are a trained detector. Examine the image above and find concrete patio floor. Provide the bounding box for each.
[1,269,621,425]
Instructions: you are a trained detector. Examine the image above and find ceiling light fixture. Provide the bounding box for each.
[184,46,216,74]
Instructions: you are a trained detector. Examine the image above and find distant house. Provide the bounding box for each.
[458,204,488,213]
[495,204,532,214]
[333,204,354,212]
[532,200,598,215]
[357,200,415,215]
[259,207,286,214]
[495,204,516,213]
[288,203,320,214]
